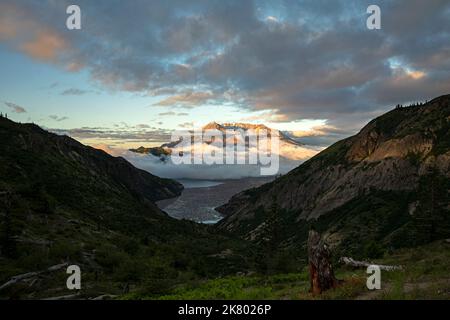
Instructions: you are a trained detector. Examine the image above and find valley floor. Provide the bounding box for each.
[126,240,450,300]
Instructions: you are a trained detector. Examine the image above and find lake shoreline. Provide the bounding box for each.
[157,176,275,223]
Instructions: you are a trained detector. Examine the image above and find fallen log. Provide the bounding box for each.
[339,257,402,271]
[0,262,69,291]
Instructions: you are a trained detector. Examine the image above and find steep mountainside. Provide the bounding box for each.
[217,95,450,257]
[0,117,257,298]
[0,116,186,238]
[0,117,183,202]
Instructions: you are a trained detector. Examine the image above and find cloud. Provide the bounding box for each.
[61,88,89,96]
[178,122,194,129]
[153,91,215,107]
[106,133,320,180]
[158,111,190,116]
[0,2,69,62]
[123,152,303,180]
[287,124,355,147]
[158,111,176,116]
[265,16,279,23]
[20,30,67,61]
[90,143,128,157]
[238,111,289,123]
[49,126,172,145]
[1,0,450,141]
[135,124,151,129]
[49,115,68,121]
[4,102,26,113]
[290,125,346,138]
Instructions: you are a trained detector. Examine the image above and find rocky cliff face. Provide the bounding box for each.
[216,95,450,253]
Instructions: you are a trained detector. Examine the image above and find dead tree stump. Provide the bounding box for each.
[307,229,338,295]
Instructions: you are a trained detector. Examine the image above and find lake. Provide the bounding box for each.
[156,177,274,224]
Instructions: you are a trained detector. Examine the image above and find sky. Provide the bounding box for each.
[0,0,449,149]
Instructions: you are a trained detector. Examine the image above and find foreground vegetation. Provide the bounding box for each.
[125,240,450,300]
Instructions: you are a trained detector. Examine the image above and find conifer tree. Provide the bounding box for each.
[0,193,17,258]
[413,167,450,244]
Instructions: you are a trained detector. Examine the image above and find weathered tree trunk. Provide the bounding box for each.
[307,229,338,295]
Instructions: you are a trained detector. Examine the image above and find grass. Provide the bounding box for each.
[377,241,450,299]
[125,269,368,300]
[126,240,450,300]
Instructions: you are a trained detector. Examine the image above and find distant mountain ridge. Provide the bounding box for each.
[130,122,313,160]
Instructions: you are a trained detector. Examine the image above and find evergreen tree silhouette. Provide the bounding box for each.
[413,167,450,245]
[0,193,17,258]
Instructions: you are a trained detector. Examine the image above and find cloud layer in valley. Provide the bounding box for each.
[117,146,320,180]
[86,126,322,180]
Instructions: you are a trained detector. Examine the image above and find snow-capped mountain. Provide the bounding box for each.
[126,122,320,180]
[131,122,318,161]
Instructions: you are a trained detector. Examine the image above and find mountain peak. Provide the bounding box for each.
[199,122,303,146]
[202,122,272,132]
[221,123,271,130]
[202,121,224,130]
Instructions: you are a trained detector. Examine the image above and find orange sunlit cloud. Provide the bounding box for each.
[407,70,426,80]
[21,30,68,61]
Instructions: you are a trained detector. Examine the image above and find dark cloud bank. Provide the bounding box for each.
[1,0,450,143]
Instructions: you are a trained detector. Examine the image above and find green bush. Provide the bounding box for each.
[49,241,82,261]
[363,241,384,259]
